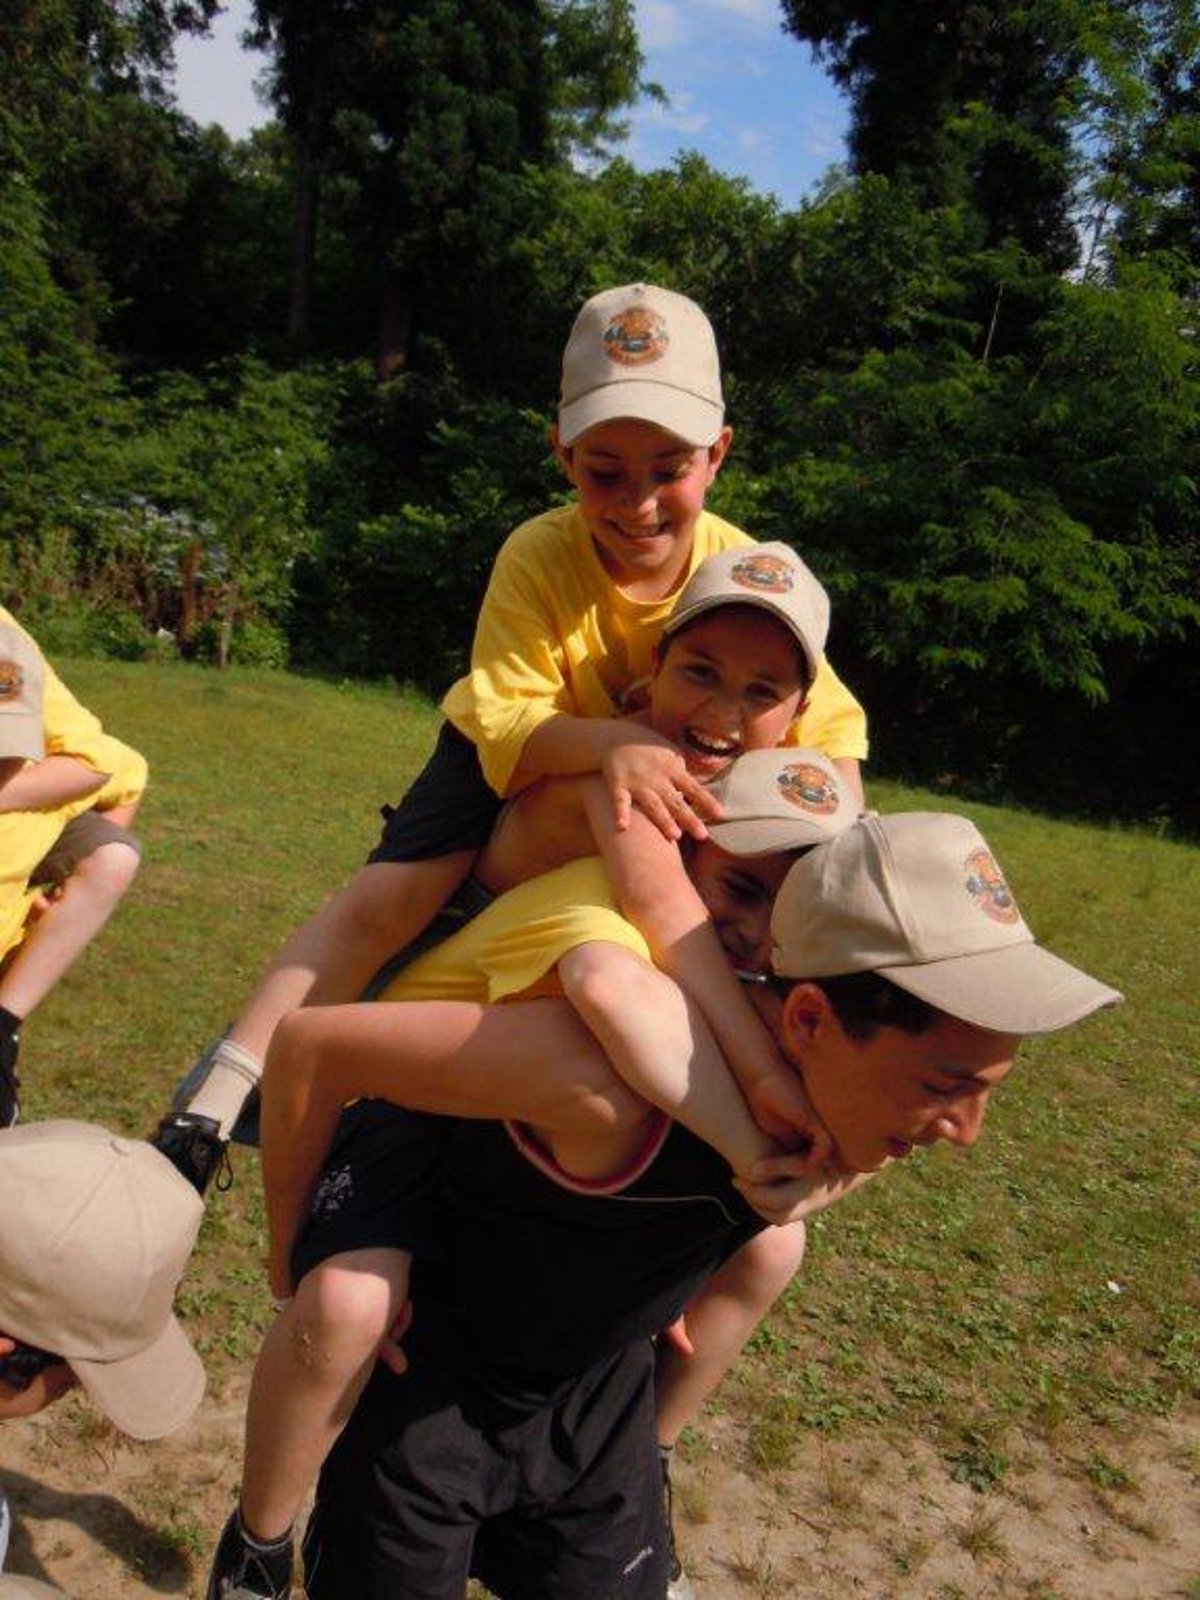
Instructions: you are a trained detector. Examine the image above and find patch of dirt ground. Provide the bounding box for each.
[2,1375,1197,1598]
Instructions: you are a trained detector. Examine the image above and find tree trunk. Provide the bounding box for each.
[375,263,414,382]
[178,539,204,651]
[286,54,326,350]
[217,591,236,670]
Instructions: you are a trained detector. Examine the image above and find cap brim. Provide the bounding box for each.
[0,1578,70,1598]
[708,817,839,857]
[558,384,723,448]
[664,593,821,683]
[883,942,1123,1035]
[71,1314,206,1441]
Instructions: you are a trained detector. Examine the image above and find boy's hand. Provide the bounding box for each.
[746,1071,836,1171]
[602,733,721,842]
[378,1301,414,1375]
[660,1315,693,1357]
[736,1158,865,1225]
[0,1335,76,1420]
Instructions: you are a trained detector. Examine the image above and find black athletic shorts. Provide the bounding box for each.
[369,721,502,863]
[290,1100,450,1284]
[302,1340,669,1600]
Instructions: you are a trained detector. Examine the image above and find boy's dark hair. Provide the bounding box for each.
[769,969,941,1039]
[659,604,815,697]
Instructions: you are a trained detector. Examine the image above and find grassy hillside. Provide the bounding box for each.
[23,657,1200,1475]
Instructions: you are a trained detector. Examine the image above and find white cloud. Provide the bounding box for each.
[736,126,769,154]
[635,0,691,52]
[700,0,778,30]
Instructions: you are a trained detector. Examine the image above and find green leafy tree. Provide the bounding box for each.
[730,182,1199,820]
[0,170,132,564]
[128,361,330,664]
[0,0,221,336]
[1097,3,1200,277]
[779,0,1086,269]
[249,0,643,370]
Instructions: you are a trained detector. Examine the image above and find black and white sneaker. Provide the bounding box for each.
[151,1110,228,1196]
[205,1510,293,1600]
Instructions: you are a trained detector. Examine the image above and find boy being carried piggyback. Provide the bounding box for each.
[182,282,867,1152]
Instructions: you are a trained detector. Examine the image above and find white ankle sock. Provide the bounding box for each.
[184,1037,263,1138]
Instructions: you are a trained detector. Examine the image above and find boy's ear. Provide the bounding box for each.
[778,981,832,1053]
[706,425,734,478]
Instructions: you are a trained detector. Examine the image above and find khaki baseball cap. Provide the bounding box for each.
[558,283,724,447]
[0,1121,206,1440]
[0,1579,69,1598]
[707,749,858,857]
[770,812,1123,1035]
[0,617,46,762]
[663,542,830,687]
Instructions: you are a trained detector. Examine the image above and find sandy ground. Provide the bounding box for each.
[2,1371,1196,1598]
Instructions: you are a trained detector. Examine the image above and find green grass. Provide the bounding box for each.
[24,658,1200,1473]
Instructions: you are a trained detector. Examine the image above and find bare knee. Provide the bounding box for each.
[74,839,140,901]
[719,1223,808,1307]
[290,1252,408,1369]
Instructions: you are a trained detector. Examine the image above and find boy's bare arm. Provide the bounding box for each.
[513,713,720,841]
[557,942,775,1180]
[228,855,473,1064]
[0,754,108,813]
[582,778,831,1161]
[260,997,647,1295]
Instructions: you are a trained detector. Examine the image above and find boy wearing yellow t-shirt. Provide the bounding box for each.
[0,608,147,1124]
[184,283,868,1140]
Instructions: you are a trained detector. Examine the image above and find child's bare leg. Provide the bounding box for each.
[655,1223,808,1447]
[0,839,139,1021]
[187,853,474,1134]
[239,1247,410,1541]
[234,854,476,1055]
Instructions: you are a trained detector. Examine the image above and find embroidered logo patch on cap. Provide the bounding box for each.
[964,847,1020,925]
[778,762,842,816]
[730,553,795,595]
[0,659,25,701]
[603,305,669,367]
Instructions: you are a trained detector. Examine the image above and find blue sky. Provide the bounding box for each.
[171,0,850,212]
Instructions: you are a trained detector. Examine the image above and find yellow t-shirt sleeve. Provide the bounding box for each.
[441,531,572,796]
[788,657,869,762]
[39,658,149,805]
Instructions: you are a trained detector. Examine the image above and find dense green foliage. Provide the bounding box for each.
[1,1,1197,828]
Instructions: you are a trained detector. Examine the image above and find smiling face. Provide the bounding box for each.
[767,983,1020,1174]
[649,608,807,780]
[552,417,732,601]
[685,840,797,974]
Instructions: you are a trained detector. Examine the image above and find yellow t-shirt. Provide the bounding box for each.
[0,608,148,960]
[374,856,648,1006]
[441,505,868,795]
